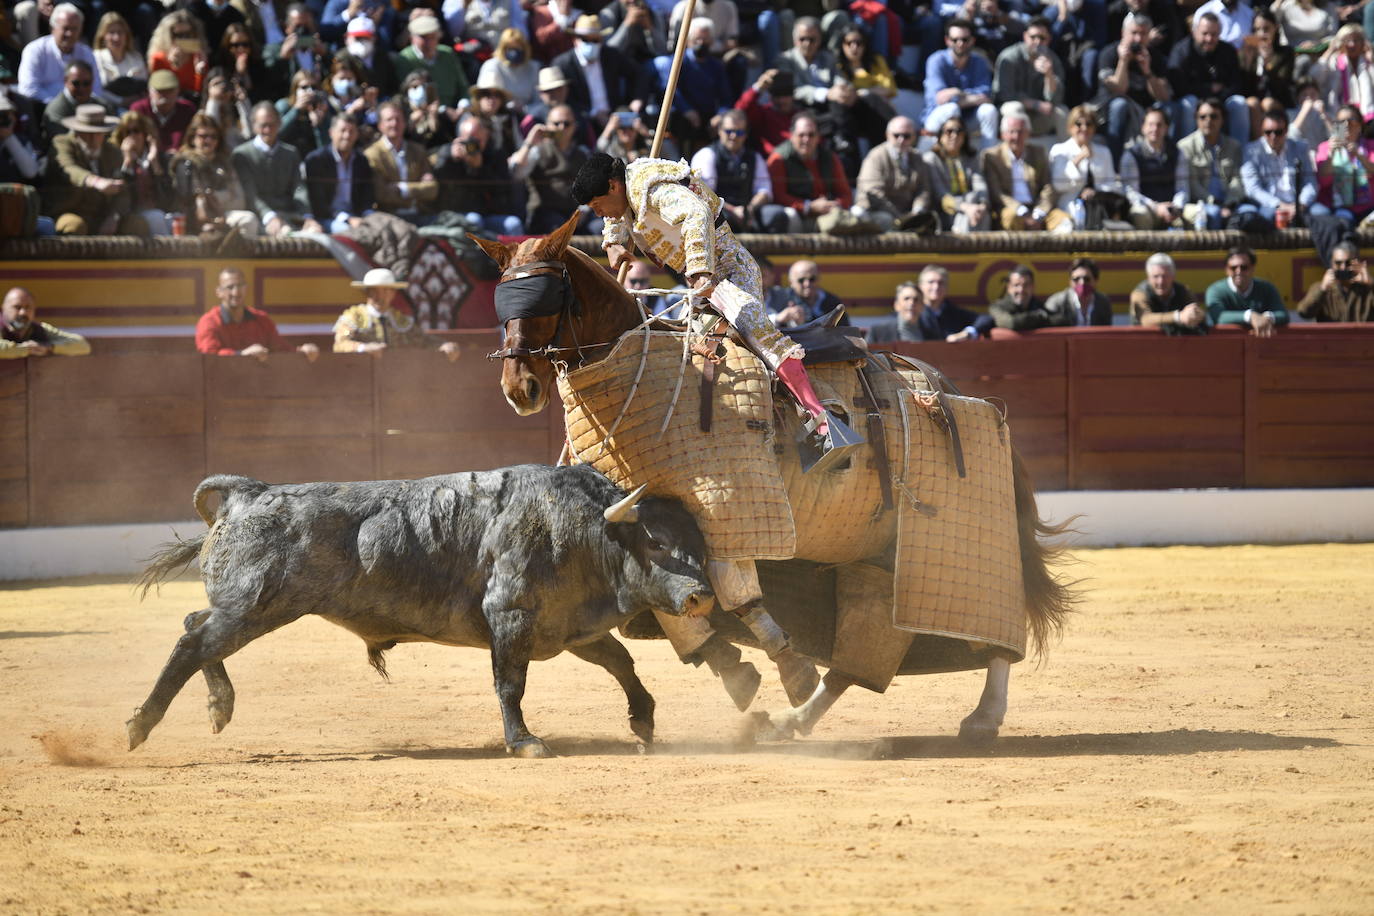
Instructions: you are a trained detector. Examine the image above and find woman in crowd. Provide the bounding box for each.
[276,68,334,154]
[1313,24,1374,124]
[1050,103,1129,229]
[327,53,378,132]
[147,11,209,96]
[470,77,522,158]
[922,115,990,232]
[1270,0,1337,57]
[1315,105,1374,224]
[1240,8,1295,140]
[171,112,260,235]
[596,108,650,160]
[112,111,174,236]
[212,23,283,103]
[835,26,918,129]
[476,28,540,112]
[201,67,252,149]
[529,0,582,63]
[402,70,454,149]
[93,12,147,109]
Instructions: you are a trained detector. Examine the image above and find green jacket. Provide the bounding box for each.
[1204,277,1289,327]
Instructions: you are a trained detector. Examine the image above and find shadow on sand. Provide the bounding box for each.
[223,729,1340,765]
[0,630,105,640]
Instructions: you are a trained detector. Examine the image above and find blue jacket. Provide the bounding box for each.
[1240,137,1317,210]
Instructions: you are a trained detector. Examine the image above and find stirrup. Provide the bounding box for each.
[797,409,865,474]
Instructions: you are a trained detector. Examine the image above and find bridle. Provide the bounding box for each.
[486,259,617,366]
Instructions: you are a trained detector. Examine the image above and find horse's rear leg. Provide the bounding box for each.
[567,634,656,745]
[183,610,235,734]
[958,654,1011,746]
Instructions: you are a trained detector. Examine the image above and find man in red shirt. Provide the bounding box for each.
[195,267,321,361]
[735,68,796,155]
[765,111,853,233]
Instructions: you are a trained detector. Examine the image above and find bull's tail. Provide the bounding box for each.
[136,532,207,598]
[193,474,267,526]
[1011,442,1080,659]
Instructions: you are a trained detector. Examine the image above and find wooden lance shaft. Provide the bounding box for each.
[615,0,699,285]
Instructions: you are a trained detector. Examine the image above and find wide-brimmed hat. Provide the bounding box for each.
[350,267,407,289]
[62,103,119,133]
[571,14,609,39]
[148,69,180,92]
[537,66,568,91]
[470,75,512,105]
[409,14,441,36]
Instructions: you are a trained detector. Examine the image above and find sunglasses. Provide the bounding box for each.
[890,131,912,139]
[628,278,650,286]
[796,35,819,43]
[721,128,744,137]
[1262,128,1283,136]
[795,275,818,283]
[68,79,92,87]
[843,39,864,45]
[942,126,965,135]
[1338,117,1360,125]
[229,41,251,48]
[547,120,572,128]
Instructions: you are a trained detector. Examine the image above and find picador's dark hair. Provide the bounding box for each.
[571,152,625,205]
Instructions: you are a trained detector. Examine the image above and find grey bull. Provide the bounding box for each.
[129,464,715,758]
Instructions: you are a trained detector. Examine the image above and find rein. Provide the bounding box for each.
[485,259,620,365]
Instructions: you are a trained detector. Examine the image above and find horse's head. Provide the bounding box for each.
[473,211,642,416]
[471,212,581,415]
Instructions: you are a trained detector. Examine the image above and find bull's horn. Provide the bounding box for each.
[603,484,648,524]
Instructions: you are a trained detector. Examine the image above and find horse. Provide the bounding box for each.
[472,213,1077,744]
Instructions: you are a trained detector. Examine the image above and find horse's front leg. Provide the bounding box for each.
[745,670,856,742]
[958,653,1012,745]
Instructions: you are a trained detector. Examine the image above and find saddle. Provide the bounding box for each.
[781,305,870,367]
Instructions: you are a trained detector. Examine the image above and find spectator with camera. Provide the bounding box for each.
[327,54,379,132]
[1315,106,1374,226]
[277,69,332,155]
[112,110,174,235]
[993,17,1068,143]
[1296,241,1374,323]
[1131,252,1208,335]
[302,112,374,234]
[365,100,438,224]
[690,108,787,233]
[43,103,145,234]
[736,67,796,155]
[433,115,523,236]
[18,3,99,105]
[269,4,328,86]
[339,16,397,98]
[1205,245,1288,336]
[1173,97,1244,230]
[552,15,644,132]
[0,94,41,186]
[1095,12,1171,161]
[215,23,284,104]
[171,112,261,235]
[130,69,196,151]
[598,107,651,160]
[1166,12,1247,146]
[232,101,316,236]
[509,102,592,234]
[147,11,209,96]
[201,67,252,148]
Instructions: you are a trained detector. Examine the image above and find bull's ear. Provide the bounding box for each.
[542,211,582,257]
[468,233,512,271]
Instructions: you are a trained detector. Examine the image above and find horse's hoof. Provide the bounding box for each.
[509,737,554,758]
[958,716,1000,747]
[745,710,798,743]
[772,649,820,708]
[629,714,654,745]
[720,660,761,711]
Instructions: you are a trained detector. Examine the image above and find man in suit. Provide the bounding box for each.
[1173,97,1246,230]
[978,106,1070,231]
[40,59,110,147]
[917,265,993,342]
[866,282,929,343]
[42,103,142,235]
[1044,258,1115,326]
[231,101,316,237]
[364,100,438,223]
[302,112,374,234]
[767,259,848,328]
[551,14,643,132]
[854,116,934,233]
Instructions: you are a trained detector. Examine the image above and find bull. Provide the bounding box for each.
[129,464,714,758]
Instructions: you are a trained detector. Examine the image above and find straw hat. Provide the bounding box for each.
[61,103,119,133]
[148,69,180,93]
[350,268,408,289]
[409,14,441,36]
[470,74,512,106]
[537,66,568,92]
[571,14,609,39]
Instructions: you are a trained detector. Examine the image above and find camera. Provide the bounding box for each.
[1128,41,1143,54]
[461,139,481,154]
[296,32,316,51]
[616,111,635,128]
[311,89,328,107]
[1335,268,1354,282]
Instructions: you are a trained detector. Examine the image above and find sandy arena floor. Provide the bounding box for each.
[0,543,1371,914]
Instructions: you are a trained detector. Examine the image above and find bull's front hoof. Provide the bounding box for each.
[508,737,554,758]
[957,714,1000,747]
[207,694,234,734]
[126,711,152,751]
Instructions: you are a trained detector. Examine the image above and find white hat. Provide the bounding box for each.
[409,14,441,36]
[346,15,376,37]
[537,66,568,91]
[350,267,407,289]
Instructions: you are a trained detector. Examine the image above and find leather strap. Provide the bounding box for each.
[699,354,717,432]
[857,365,894,511]
[902,356,966,479]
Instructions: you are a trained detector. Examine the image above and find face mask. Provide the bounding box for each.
[346,38,374,58]
[333,77,354,98]
[407,85,428,106]
[504,48,524,64]
[577,40,601,62]
[692,42,711,56]
[1073,281,1090,297]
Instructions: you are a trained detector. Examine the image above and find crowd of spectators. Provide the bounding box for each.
[4,0,1374,242]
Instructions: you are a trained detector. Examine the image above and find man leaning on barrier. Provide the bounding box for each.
[0,287,90,358]
[195,267,321,361]
[333,268,460,360]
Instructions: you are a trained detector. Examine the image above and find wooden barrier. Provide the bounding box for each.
[1,327,1372,529]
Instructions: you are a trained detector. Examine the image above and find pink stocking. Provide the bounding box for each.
[776,357,828,435]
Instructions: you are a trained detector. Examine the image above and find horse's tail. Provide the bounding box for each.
[1011,441,1080,658]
